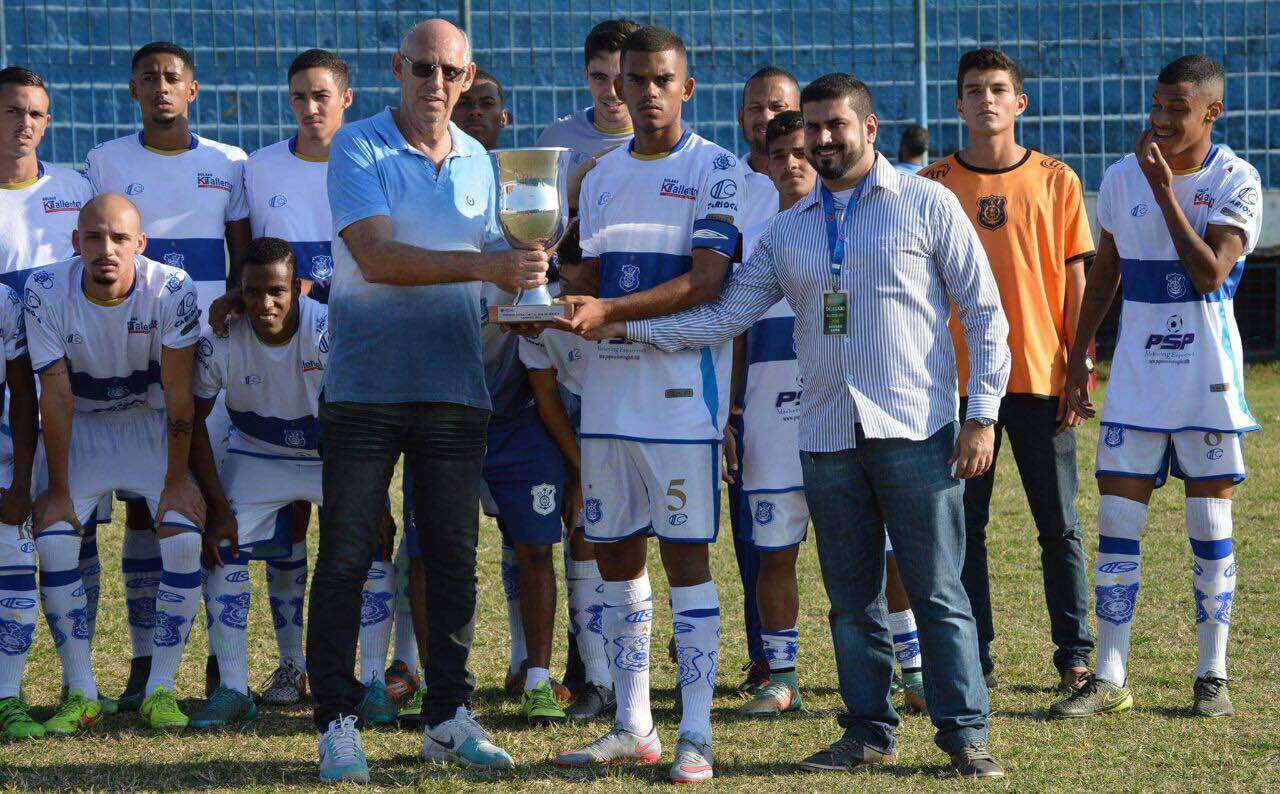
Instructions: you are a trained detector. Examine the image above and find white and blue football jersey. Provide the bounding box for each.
[535,107,634,171]
[24,255,201,413]
[739,218,803,494]
[84,132,249,312]
[737,169,779,243]
[1097,146,1263,434]
[0,285,26,383]
[245,137,333,283]
[577,129,745,443]
[194,296,327,459]
[517,282,586,398]
[0,162,92,290]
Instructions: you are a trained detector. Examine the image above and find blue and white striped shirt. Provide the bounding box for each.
[629,153,1010,453]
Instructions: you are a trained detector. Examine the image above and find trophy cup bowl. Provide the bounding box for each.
[488,147,576,324]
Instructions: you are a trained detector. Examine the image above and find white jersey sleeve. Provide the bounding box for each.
[193,331,227,401]
[225,150,250,223]
[1207,163,1263,253]
[690,152,745,260]
[577,168,602,261]
[161,271,201,348]
[22,272,65,372]
[519,334,552,371]
[0,286,26,364]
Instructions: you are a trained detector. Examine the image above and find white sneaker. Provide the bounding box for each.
[420,706,514,770]
[669,734,714,782]
[553,723,662,767]
[318,714,369,783]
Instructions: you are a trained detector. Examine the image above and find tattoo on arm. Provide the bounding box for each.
[168,419,193,437]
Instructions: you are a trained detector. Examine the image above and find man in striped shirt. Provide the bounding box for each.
[575,72,1010,780]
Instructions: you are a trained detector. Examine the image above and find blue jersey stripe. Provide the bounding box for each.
[1119,258,1244,304]
[699,346,718,430]
[746,315,797,365]
[598,251,692,299]
[228,408,320,451]
[69,361,161,403]
[146,237,226,282]
[289,241,334,282]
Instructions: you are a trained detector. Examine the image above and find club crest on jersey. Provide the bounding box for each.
[106,384,129,400]
[976,195,1007,230]
[619,263,641,293]
[754,500,775,525]
[269,194,288,208]
[530,483,556,516]
[584,497,602,525]
[1192,188,1214,207]
[712,153,737,171]
[165,274,184,293]
[310,254,334,280]
[41,196,82,214]
[163,252,186,269]
[1131,203,1149,217]
[197,172,234,192]
[1103,426,1125,448]
[32,270,54,289]
[659,178,697,200]
[125,182,145,196]
[1165,272,1188,298]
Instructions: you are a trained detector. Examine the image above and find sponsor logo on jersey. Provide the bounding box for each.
[127,319,158,334]
[196,336,214,363]
[1204,432,1222,446]
[775,389,802,409]
[709,178,737,200]
[302,358,324,372]
[1131,203,1149,217]
[1236,186,1259,206]
[197,172,234,192]
[41,196,82,213]
[1206,447,1224,461]
[65,332,83,345]
[921,162,951,180]
[659,178,698,200]
[530,483,557,516]
[712,153,737,171]
[106,384,130,400]
[244,374,263,385]
[268,194,288,208]
[1145,331,1194,350]
[597,191,612,206]
[125,182,145,196]
[1192,188,1214,207]
[976,195,1007,230]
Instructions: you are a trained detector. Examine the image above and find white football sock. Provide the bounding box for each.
[147,529,202,696]
[265,541,307,669]
[888,609,922,671]
[1188,497,1235,679]
[1094,495,1147,686]
[501,545,527,675]
[760,626,799,673]
[37,528,97,699]
[204,553,250,694]
[568,559,610,686]
[525,665,551,691]
[0,526,38,699]
[358,559,394,684]
[78,522,101,643]
[392,540,419,674]
[602,574,653,735]
[122,528,161,659]
[670,580,719,746]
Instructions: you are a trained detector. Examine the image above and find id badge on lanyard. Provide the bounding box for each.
[820,183,862,336]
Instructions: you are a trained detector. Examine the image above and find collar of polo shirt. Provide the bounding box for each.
[370,106,479,162]
[796,151,900,212]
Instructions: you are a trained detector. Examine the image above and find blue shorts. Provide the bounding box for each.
[482,407,566,547]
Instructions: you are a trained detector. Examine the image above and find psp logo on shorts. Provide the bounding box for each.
[1103,426,1125,448]
[125,183,145,196]
[310,254,334,280]
[754,500,775,526]
[269,194,288,208]
[619,263,640,293]
[530,483,557,516]
[584,497,602,525]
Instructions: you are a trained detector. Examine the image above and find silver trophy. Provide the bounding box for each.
[487,147,576,323]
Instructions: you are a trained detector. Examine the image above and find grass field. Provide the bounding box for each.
[2,368,1279,791]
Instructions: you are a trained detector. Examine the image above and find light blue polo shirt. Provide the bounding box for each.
[326,110,502,408]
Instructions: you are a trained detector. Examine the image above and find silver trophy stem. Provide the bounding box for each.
[515,283,553,306]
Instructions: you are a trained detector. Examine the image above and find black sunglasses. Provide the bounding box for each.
[400,54,468,83]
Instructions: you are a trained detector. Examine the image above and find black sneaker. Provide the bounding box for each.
[799,737,895,772]
[950,742,1005,779]
[205,654,221,698]
[562,632,586,696]
[565,683,615,721]
[983,671,997,690]
[1192,675,1233,717]
[116,655,152,712]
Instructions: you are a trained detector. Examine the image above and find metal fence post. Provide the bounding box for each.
[459,0,472,40]
[914,0,927,159]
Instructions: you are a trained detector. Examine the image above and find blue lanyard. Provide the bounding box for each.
[820,182,863,285]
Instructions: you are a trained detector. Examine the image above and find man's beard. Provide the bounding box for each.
[811,140,863,181]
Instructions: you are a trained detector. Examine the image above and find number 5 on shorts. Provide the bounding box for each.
[666,478,687,512]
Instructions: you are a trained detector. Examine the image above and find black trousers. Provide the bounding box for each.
[308,399,488,730]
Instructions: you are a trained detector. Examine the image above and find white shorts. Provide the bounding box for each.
[220,451,322,559]
[1096,425,1246,488]
[35,410,198,533]
[581,438,720,543]
[746,490,809,550]
[0,456,35,567]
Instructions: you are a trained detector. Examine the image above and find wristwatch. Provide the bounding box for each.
[967,416,996,429]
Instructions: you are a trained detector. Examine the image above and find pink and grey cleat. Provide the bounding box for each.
[669,735,714,783]
[553,724,662,767]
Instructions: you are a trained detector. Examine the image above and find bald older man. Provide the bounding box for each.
[310,18,545,781]
[26,194,211,734]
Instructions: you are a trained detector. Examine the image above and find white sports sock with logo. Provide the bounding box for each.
[265,540,307,669]
[204,554,251,694]
[602,574,653,735]
[0,527,38,699]
[392,539,420,674]
[1187,497,1235,679]
[1094,496,1147,686]
[761,626,799,673]
[122,528,162,659]
[671,580,719,746]
[77,523,101,643]
[501,545,527,675]
[568,558,610,686]
[37,528,96,699]
[358,559,394,684]
[888,609,921,671]
[147,529,202,696]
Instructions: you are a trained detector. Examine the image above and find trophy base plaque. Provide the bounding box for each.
[488,302,574,324]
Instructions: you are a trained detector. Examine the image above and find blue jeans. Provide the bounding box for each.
[801,422,989,755]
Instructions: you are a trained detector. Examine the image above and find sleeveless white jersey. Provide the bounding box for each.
[739,217,803,493]
[0,162,92,288]
[194,297,328,459]
[1097,146,1262,433]
[245,137,334,283]
[577,129,745,443]
[23,255,200,413]
[535,107,634,170]
[84,132,249,312]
